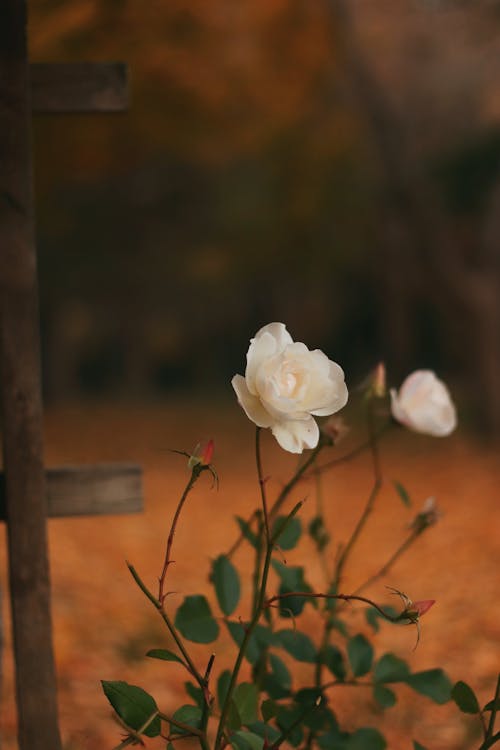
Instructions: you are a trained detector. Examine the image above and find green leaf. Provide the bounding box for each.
[373,684,396,709]
[323,644,346,681]
[230,730,264,750]
[309,515,330,552]
[218,669,232,711]
[247,721,281,745]
[233,683,259,725]
[212,555,241,616]
[276,706,304,747]
[405,669,452,704]
[347,728,386,749]
[330,617,349,637]
[185,681,204,709]
[276,629,317,663]
[272,560,313,617]
[146,648,185,665]
[269,653,292,690]
[272,515,302,550]
[413,742,428,750]
[374,653,410,683]
[225,621,275,665]
[101,681,161,737]
[393,480,411,507]
[236,516,258,548]
[347,634,373,677]
[452,681,480,714]
[174,595,219,644]
[170,704,202,736]
[261,698,278,722]
[484,698,500,711]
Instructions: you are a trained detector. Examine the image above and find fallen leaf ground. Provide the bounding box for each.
[0,399,499,749]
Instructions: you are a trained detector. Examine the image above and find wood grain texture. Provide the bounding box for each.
[0,2,62,747]
[31,62,129,113]
[0,464,143,519]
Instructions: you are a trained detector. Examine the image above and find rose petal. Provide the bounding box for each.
[271,416,320,454]
[231,374,274,428]
[245,323,293,396]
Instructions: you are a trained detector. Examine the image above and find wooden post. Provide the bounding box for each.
[0,1,62,747]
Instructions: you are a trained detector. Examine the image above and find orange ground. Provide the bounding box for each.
[0,400,499,749]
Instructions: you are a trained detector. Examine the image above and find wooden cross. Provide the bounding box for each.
[1,3,142,749]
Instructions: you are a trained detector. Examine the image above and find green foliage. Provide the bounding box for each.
[101,681,161,737]
[212,554,241,616]
[229,730,264,750]
[231,683,259,726]
[404,669,452,704]
[170,704,202,735]
[174,595,219,643]
[451,681,480,714]
[323,644,347,681]
[276,629,317,663]
[272,560,313,617]
[374,653,410,683]
[309,515,330,552]
[146,648,184,665]
[272,515,302,549]
[347,728,386,749]
[347,634,373,677]
[104,384,469,750]
[392,480,411,507]
[226,621,275,665]
[218,670,232,711]
[373,684,397,709]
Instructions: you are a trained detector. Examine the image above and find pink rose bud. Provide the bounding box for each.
[410,599,435,618]
[200,439,215,465]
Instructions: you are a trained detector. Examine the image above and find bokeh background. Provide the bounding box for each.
[2,1,500,748]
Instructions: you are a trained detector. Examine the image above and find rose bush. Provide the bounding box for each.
[390,370,457,437]
[231,322,348,453]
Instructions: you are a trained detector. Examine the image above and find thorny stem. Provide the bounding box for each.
[306,421,391,479]
[215,544,274,750]
[333,403,383,592]
[127,563,205,689]
[216,429,281,750]
[265,591,401,623]
[256,427,271,542]
[351,528,421,597]
[269,699,322,749]
[226,441,324,559]
[483,674,500,747]
[159,467,202,605]
[252,513,264,615]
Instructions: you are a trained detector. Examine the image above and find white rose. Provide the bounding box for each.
[390,370,457,437]
[231,323,348,453]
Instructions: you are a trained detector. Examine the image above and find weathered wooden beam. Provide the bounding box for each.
[0,2,62,748]
[31,62,129,113]
[0,464,143,519]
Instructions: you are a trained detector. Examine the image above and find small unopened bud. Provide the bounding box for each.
[372,362,387,398]
[411,496,440,533]
[188,439,215,469]
[407,599,436,618]
[321,415,349,445]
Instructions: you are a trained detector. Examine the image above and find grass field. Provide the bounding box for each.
[1,399,499,749]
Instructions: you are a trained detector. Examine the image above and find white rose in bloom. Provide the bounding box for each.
[390,370,457,437]
[231,323,348,453]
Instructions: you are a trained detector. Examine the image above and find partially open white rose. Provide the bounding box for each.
[390,370,457,437]
[231,323,348,453]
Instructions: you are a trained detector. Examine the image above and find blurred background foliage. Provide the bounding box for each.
[29,0,500,432]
